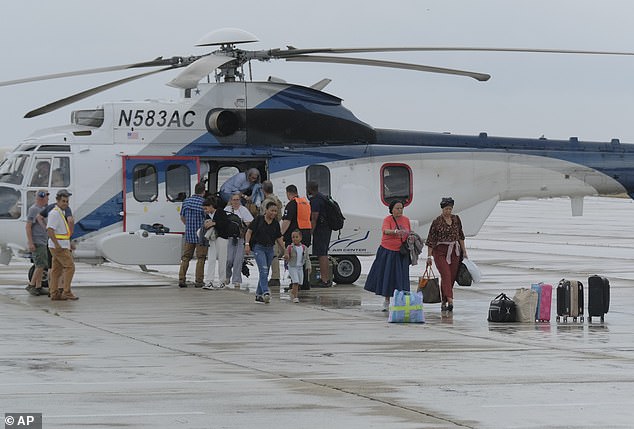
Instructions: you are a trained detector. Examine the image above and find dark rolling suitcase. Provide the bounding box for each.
[556,279,584,322]
[587,275,610,322]
[301,256,335,290]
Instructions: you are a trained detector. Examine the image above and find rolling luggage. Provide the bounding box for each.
[531,282,553,322]
[302,256,335,289]
[587,275,610,322]
[556,279,584,322]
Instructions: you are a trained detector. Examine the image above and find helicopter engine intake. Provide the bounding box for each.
[206,109,241,137]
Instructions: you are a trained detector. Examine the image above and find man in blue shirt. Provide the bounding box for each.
[178,182,208,287]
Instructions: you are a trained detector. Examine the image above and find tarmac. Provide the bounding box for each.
[2,196,634,429]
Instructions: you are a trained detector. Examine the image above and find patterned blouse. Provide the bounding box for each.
[425,214,465,248]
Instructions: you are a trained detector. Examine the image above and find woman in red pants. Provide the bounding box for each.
[425,197,467,311]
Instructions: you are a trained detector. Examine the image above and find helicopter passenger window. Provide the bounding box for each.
[217,166,240,190]
[51,157,70,187]
[133,164,158,202]
[381,164,412,206]
[166,164,191,202]
[306,165,331,196]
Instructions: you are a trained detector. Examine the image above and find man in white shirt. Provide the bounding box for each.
[47,189,78,301]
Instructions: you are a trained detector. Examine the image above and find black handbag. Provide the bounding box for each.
[487,293,517,322]
[418,267,442,304]
[456,262,473,286]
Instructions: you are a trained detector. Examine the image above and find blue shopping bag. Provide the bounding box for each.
[388,290,425,323]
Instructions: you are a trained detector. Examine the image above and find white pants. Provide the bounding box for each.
[206,237,228,283]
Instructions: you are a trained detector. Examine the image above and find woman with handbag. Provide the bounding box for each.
[364,200,411,311]
[425,197,468,311]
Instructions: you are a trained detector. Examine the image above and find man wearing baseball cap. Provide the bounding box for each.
[47,189,78,301]
[25,190,50,296]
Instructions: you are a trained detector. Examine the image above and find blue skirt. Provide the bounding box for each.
[364,245,410,298]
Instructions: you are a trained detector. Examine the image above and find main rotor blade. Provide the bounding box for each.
[285,55,490,81]
[273,47,634,57]
[0,57,185,88]
[167,55,235,89]
[25,66,176,118]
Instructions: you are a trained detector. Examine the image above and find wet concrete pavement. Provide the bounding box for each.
[2,197,634,428]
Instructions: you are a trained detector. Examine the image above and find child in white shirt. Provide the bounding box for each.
[284,230,311,303]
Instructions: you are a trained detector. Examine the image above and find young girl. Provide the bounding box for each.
[284,229,311,303]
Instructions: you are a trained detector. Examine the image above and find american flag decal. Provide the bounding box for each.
[127,131,139,139]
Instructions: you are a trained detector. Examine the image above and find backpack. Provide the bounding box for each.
[322,194,345,231]
[221,212,246,239]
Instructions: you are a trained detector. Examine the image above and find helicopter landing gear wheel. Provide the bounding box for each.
[333,255,361,284]
[27,264,49,288]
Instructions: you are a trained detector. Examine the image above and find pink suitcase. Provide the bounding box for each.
[537,283,552,322]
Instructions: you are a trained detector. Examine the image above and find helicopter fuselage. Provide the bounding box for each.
[0,81,631,282]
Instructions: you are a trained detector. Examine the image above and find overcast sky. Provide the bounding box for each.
[1,0,634,147]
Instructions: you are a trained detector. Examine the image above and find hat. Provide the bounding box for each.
[56,189,72,197]
[440,197,455,208]
[36,190,49,198]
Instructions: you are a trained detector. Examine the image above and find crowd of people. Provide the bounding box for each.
[178,170,334,304]
[24,167,469,312]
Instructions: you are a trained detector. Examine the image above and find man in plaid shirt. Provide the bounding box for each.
[178,182,208,287]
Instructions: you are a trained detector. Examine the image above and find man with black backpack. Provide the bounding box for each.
[307,181,333,287]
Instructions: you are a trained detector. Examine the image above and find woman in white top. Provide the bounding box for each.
[224,192,253,288]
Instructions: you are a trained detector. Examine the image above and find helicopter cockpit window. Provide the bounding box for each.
[166,164,191,202]
[0,155,28,185]
[0,186,21,219]
[29,159,51,187]
[51,157,70,187]
[306,165,331,196]
[133,164,158,202]
[381,164,412,206]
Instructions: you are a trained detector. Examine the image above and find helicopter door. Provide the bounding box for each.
[123,156,199,234]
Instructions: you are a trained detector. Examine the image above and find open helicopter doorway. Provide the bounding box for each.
[202,159,268,200]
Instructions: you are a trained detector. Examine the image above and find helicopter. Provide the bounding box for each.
[1,27,634,284]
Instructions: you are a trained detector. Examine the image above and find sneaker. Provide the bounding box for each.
[178,281,187,288]
[194,282,205,288]
[255,295,265,303]
[447,304,454,312]
[382,300,389,312]
[216,282,226,289]
[441,303,448,311]
[61,291,79,301]
[292,297,300,304]
[263,293,271,304]
[202,282,214,290]
[25,285,39,296]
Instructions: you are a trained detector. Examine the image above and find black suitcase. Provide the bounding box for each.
[301,256,335,290]
[556,279,584,322]
[587,275,610,322]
